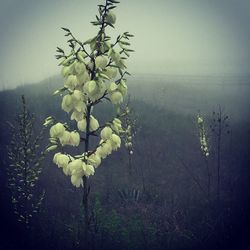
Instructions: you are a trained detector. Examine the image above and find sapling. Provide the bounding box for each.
[210,106,230,203]
[7,95,45,227]
[44,0,134,244]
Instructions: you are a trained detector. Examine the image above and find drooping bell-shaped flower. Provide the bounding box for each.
[95,56,108,69]
[71,110,85,122]
[71,174,83,188]
[50,123,65,138]
[85,165,95,176]
[68,159,84,176]
[110,134,121,150]
[74,61,86,75]
[87,153,101,168]
[104,67,117,79]
[109,91,123,104]
[59,131,71,146]
[61,66,71,78]
[69,131,80,146]
[118,80,128,96]
[77,118,87,132]
[100,126,112,140]
[89,115,99,132]
[61,94,73,113]
[64,75,78,90]
[53,153,70,168]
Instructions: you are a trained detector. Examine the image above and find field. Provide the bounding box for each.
[0,74,249,250]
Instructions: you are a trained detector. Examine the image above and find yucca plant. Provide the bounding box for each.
[44,0,134,245]
[7,95,45,227]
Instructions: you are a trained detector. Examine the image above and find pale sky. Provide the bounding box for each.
[0,0,250,89]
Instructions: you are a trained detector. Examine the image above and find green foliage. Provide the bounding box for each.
[7,95,45,226]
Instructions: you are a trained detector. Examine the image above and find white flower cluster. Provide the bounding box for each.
[49,122,80,147]
[51,122,122,187]
[45,6,134,188]
[124,124,133,155]
[197,115,209,157]
[53,153,94,187]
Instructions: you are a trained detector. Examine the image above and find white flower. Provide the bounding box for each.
[68,159,84,176]
[87,153,101,168]
[77,118,87,132]
[84,80,97,95]
[61,94,73,113]
[64,75,78,90]
[118,80,128,96]
[85,165,95,176]
[71,174,83,188]
[109,82,118,92]
[197,116,203,124]
[111,118,123,134]
[53,153,69,168]
[110,134,121,150]
[96,140,113,159]
[74,62,86,75]
[50,123,65,138]
[109,91,123,104]
[77,71,90,85]
[59,131,71,146]
[89,115,99,132]
[100,127,112,140]
[69,131,80,146]
[95,56,108,69]
[61,66,71,78]
[71,111,84,122]
[104,67,117,79]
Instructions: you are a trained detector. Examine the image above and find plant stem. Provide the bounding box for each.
[82,103,92,248]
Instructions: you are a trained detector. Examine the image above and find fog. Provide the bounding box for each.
[0,0,250,89]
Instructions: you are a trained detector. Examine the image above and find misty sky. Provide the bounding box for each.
[0,0,250,88]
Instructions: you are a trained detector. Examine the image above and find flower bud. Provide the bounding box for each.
[46,145,58,152]
[106,11,116,24]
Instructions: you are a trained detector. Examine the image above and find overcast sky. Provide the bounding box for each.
[0,0,250,88]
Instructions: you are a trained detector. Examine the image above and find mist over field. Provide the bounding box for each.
[0,73,250,249]
[1,0,250,249]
